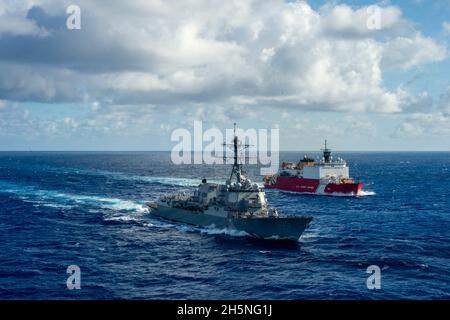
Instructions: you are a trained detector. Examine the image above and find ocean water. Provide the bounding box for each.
[0,151,449,299]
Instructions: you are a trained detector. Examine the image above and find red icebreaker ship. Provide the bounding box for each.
[264,141,363,196]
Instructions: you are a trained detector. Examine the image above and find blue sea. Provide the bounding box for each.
[0,151,449,299]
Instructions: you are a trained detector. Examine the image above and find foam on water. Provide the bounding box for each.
[200,226,250,237]
[276,188,376,197]
[32,165,224,187]
[103,214,140,223]
[147,220,251,238]
[0,180,149,216]
[357,190,376,196]
[97,198,149,213]
[300,230,320,239]
[32,202,75,209]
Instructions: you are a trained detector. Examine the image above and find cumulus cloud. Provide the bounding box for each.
[0,0,49,36]
[0,102,158,140]
[438,86,450,114]
[391,85,450,139]
[275,114,378,151]
[320,4,411,37]
[0,0,448,116]
[382,33,447,70]
[392,112,450,138]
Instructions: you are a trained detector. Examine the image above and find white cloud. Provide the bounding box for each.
[443,21,450,34]
[320,4,409,37]
[397,88,434,113]
[382,33,448,70]
[392,112,450,138]
[0,1,48,36]
[0,0,447,116]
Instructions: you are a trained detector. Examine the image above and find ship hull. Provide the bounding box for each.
[265,176,363,196]
[150,205,312,241]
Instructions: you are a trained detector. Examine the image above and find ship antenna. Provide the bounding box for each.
[232,122,241,183]
[322,139,331,163]
[222,123,253,184]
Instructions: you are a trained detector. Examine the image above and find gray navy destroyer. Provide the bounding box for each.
[147,124,313,241]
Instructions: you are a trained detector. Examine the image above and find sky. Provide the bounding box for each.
[0,0,449,151]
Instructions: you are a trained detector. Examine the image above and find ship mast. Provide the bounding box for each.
[223,123,249,184]
[322,139,331,163]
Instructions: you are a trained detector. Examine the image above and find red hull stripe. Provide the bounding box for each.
[265,176,363,194]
